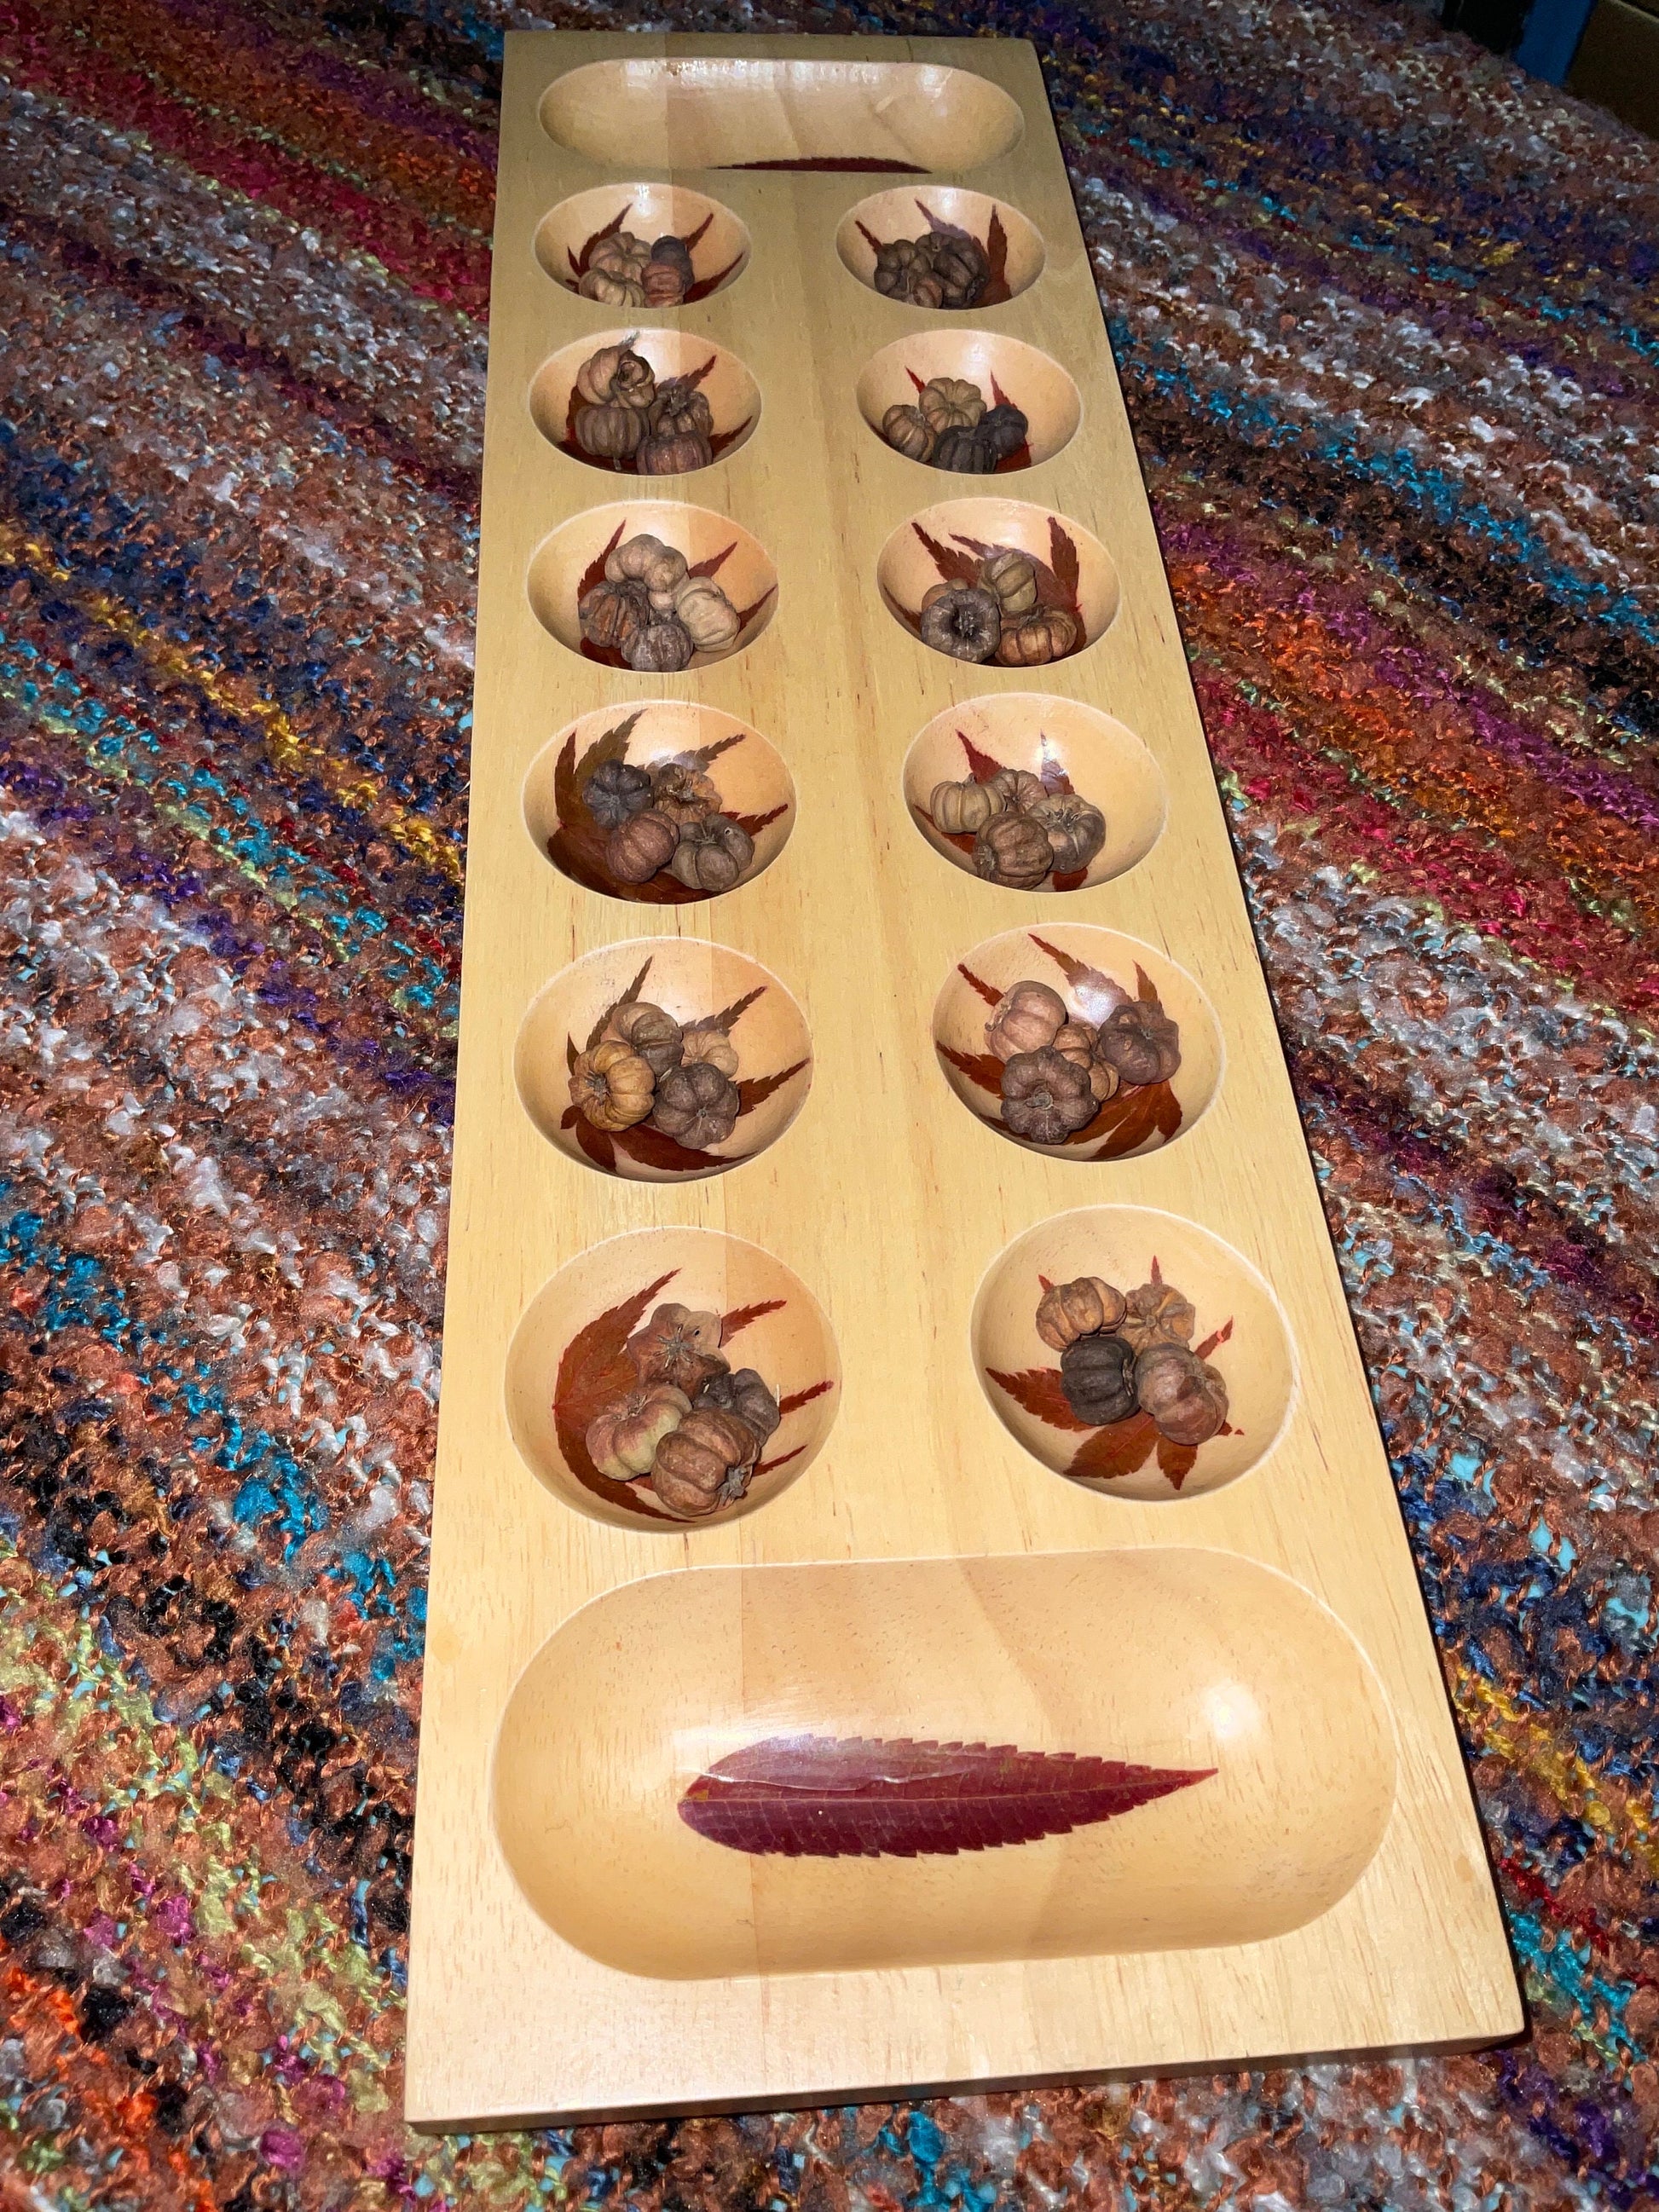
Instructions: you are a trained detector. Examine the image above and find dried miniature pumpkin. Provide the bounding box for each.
[587,231,650,280]
[997,608,1081,667]
[1027,792,1107,874]
[604,808,679,885]
[929,232,990,309]
[978,404,1030,461]
[999,1047,1096,1144]
[981,549,1039,615]
[872,236,942,304]
[608,999,684,1076]
[641,258,687,306]
[696,1366,780,1444]
[974,811,1052,889]
[579,267,647,307]
[627,1302,727,1394]
[650,1059,741,1148]
[934,424,996,473]
[1119,1280,1197,1354]
[1036,1277,1127,1351]
[650,1405,760,1517]
[575,402,648,460]
[586,1383,690,1481]
[1095,998,1182,1086]
[1052,1021,1119,1102]
[648,762,719,825]
[568,1037,656,1131]
[986,766,1047,813]
[625,618,696,673]
[672,577,742,655]
[918,376,986,435]
[638,429,713,476]
[986,979,1067,1060]
[928,776,1003,835]
[918,582,1002,662]
[606,534,688,597]
[575,339,655,409]
[1135,1343,1228,1446]
[668,813,754,892]
[650,380,714,439]
[581,757,653,829]
[1060,1330,1137,1426]
[649,235,695,286]
[882,403,934,462]
[578,576,651,654]
[680,1026,739,1077]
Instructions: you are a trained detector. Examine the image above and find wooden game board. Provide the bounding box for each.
[406,31,1521,2128]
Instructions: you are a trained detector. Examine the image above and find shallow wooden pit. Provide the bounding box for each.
[517,937,812,1183]
[858,332,1078,474]
[531,330,761,477]
[837,187,1046,305]
[971,1204,1296,1504]
[878,496,1119,667]
[504,1225,840,1531]
[534,182,751,303]
[528,500,778,670]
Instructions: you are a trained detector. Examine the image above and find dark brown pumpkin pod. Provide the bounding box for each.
[1026,792,1107,875]
[574,401,647,461]
[608,999,684,1076]
[872,236,943,306]
[668,813,754,893]
[978,403,1030,460]
[934,424,997,474]
[624,617,696,673]
[974,811,1052,889]
[604,807,679,884]
[695,1366,781,1444]
[578,576,651,654]
[918,581,1002,661]
[1134,1343,1228,1446]
[581,757,653,830]
[650,1059,742,1148]
[648,762,719,825]
[650,379,714,440]
[929,232,990,309]
[649,234,696,286]
[638,429,713,476]
[1060,1330,1137,1426]
[650,1404,760,1518]
[999,1046,1096,1143]
[1096,997,1182,1086]
[626,1302,727,1394]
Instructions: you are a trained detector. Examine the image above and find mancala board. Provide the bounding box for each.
[406,31,1521,2128]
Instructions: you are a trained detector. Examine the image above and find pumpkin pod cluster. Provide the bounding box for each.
[980,974,1182,1146]
[578,533,746,674]
[582,1299,783,1518]
[578,736,756,895]
[1034,1276,1228,1447]
[929,759,1106,890]
[911,541,1082,667]
[567,996,745,1149]
[881,373,1029,475]
[578,228,696,309]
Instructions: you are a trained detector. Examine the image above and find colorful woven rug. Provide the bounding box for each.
[0,0,1655,2202]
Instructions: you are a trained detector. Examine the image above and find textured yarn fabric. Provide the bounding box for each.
[0,0,1656,2204]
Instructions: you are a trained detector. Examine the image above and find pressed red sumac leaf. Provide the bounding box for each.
[986,1365,1091,1433]
[994,442,1032,474]
[546,825,708,903]
[1051,867,1088,893]
[911,803,977,857]
[552,1268,680,1518]
[1048,517,1082,615]
[1194,1318,1234,1361]
[988,372,1013,410]
[684,252,743,304]
[575,521,626,604]
[735,1060,809,1117]
[1029,932,1128,1019]
[585,956,653,1051]
[916,199,975,244]
[680,212,714,255]
[912,522,981,590]
[580,639,630,671]
[610,1119,731,1175]
[564,1032,578,1074]
[854,218,887,256]
[730,584,777,636]
[1135,964,1162,1004]
[1156,1435,1199,1492]
[730,800,789,840]
[750,1441,805,1480]
[907,367,928,396]
[1083,1081,1182,1160]
[572,1117,618,1174]
[560,1102,578,1128]
[1067,1412,1159,1482]
[708,417,754,461]
[957,962,1003,1008]
[696,984,764,1036]
[564,387,583,450]
[938,1040,1004,1095]
[572,712,643,797]
[680,731,745,771]
[733,156,925,172]
[572,205,632,280]
[985,208,1009,289]
[891,598,923,640]
[679,1736,1214,1858]
[688,540,737,580]
[720,1297,785,1344]
[777,1378,834,1418]
[957,728,1007,783]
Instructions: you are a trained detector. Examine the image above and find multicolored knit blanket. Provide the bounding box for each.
[0,0,1655,2203]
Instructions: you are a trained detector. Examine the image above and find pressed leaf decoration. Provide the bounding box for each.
[678,1736,1214,1858]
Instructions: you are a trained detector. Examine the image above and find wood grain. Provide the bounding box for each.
[406,31,1520,2128]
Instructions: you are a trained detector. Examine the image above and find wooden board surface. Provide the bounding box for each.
[406,30,1521,2129]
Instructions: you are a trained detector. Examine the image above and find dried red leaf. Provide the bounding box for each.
[684,251,743,304]
[730,800,789,840]
[1067,1412,1159,1482]
[1080,1080,1183,1161]
[688,540,737,580]
[912,521,982,590]
[679,1735,1214,1858]
[1047,517,1083,622]
[986,1365,1092,1433]
[1194,1318,1234,1361]
[585,956,653,1052]
[916,199,974,243]
[696,985,764,1036]
[552,1268,681,1520]
[956,962,1003,1009]
[911,803,977,857]
[735,1060,809,1117]
[729,583,777,636]
[854,218,887,257]
[937,1041,1004,1095]
[679,731,745,771]
[708,416,754,461]
[680,212,714,255]
[720,1298,785,1344]
[985,208,1009,292]
[1155,1434,1199,1492]
[1049,867,1088,892]
[993,442,1033,473]
[1029,933,1129,1022]
[907,367,928,396]
[572,1117,617,1173]
[957,728,1007,783]
[777,1378,834,1418]
[750,1441,805,1480]
[610,1119,731,1174]
[575,521,626,604]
